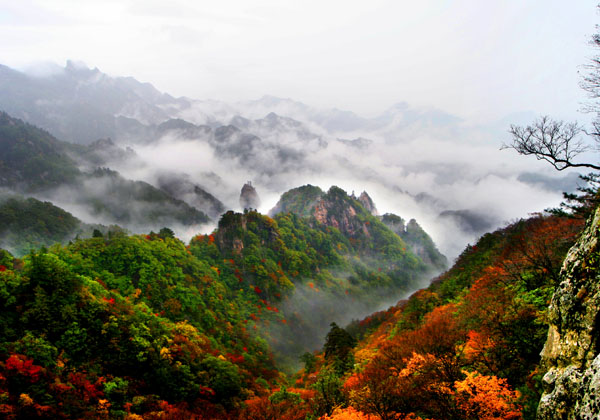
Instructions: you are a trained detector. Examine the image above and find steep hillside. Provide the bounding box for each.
[156,173,225,220]
[199,192,435,369]
[0,187,439,418]
[381,213,447,272]
[0,194,133,257]
[0,235,278,418]
[0,195,82,255]
[537,206,600,419]
[73,168,210,227]
[272,185,447,272]
[0,111,80,191]
[0,112,213,230]
[252,213,583,420]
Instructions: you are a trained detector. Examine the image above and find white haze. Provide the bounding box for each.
[1,1,596,259]
[1,1,596,123]
[96,96,574,261]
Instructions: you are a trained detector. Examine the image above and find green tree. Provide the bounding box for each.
[324,322,357,374]
[311,367,346,416]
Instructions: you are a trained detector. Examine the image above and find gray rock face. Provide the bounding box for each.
[538,207,600,419]
[358,191,378,216]
[240,182,260,210]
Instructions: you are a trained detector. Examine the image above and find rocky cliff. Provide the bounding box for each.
[358,191,378,216]
[538,206,600,419]
[313,186,371,238]
[269,185,371,238]
[240,181,260,210]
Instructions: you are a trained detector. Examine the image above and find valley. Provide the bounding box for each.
[0,37,598,418]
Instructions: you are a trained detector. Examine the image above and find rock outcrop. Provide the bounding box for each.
[240,181,260,210]
[538,207,600,419]
[269,185,371,237]
[313,188,370,238]
[358,191,378,216]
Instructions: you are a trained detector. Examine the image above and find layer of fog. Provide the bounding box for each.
[30,172,217,244]
[0,61,580,260]
[264,264,440,371]
[105,101,575,261]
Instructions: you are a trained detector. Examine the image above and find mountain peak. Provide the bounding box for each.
[240,181,261,210]
[358,191,378,216]
[65,59,100,76]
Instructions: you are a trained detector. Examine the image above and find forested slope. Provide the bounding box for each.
[275,213,584,420]
[0,186,439,418]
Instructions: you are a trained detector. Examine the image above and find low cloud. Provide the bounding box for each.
[98,102,573,261]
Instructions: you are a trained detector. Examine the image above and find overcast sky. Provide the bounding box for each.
[1,1,598,122]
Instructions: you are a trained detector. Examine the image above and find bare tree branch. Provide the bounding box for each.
[502,116,600,171]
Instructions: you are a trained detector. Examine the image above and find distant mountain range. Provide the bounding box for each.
[0,109,445,275]
[0,61,583,258]
[0,61,594,420]
[0,61,462,145]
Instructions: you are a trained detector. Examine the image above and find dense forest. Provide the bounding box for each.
[0,188,589,418]
[0,178,454,418]
[1,8,599,416]
[0,111,593,419]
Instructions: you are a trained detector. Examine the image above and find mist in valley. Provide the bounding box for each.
[87,97,575,260]
[0,1,597,369]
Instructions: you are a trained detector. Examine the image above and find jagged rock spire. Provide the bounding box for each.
[240,181,260,210]
[358,191,378,216]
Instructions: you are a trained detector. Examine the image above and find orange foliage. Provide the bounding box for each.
[463,330,497,371]
[239,388,315,420]
[337,214,583,420]
[348,303,466,420]
[453,371,522,420]
[343,373,360,391]
[319,406,379,419]
[498,216,583,284]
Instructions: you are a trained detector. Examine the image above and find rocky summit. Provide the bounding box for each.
[538,207,600,419]
[239,181,260,210]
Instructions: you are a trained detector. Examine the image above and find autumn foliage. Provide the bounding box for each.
[453,371,522,420]
[333,214,582,420]
[0,197,585,419]
[320,406,379,419]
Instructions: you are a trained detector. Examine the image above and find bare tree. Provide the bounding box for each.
[503,7,600,219]
[502,116,600,171]
[504,6,600,173]
[580,31,600,105]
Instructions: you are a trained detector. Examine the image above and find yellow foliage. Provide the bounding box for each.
[98,398,111,410]
[174,320,200,337]
[18,393,33,406]
[397,352,436,378]
[354,347,377,365]
[160,347,172,360]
